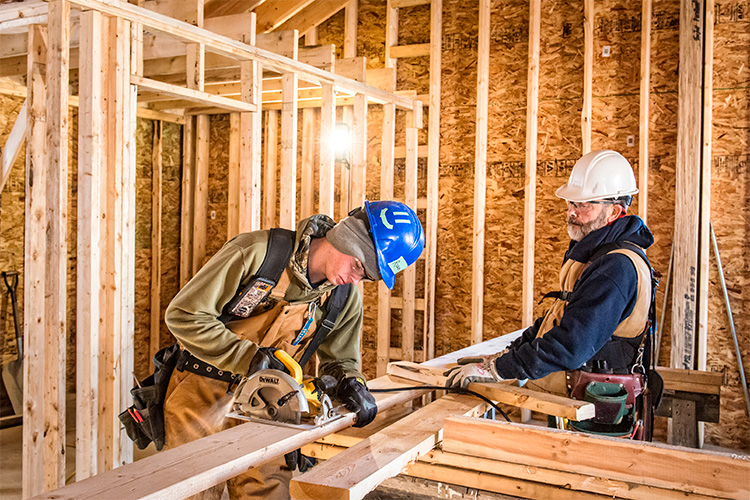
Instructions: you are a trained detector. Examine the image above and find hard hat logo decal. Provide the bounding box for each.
[388,256,408,274]
[379,209,394,229]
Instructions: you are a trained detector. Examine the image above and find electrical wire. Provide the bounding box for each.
[369,385,511,422]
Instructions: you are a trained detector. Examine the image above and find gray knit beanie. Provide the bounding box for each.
[326,208,381,281]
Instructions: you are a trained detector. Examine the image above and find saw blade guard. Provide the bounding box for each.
[232,369,310,424]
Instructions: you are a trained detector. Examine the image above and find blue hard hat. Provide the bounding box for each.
[364,200,425,289]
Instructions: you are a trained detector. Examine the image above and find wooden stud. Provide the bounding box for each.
[344,0,357,59]
[45,0,69,488]
[150,121,163,362]
[179,118,195,286]
[280,72,298,229]
[423,0,441,363]
[192,114,210,272]
[671,0,704,371]
[130,76,257,112]
[471,0,490,345]
[227,112,241,238]
[377,70,396,376]
[582,0,593,154]
[262,110,278,228]
[77,8,103,480]
[24,22,48,499]
[388,43,430,59]
[239,35,262,231]
[319,83,336,218]
[350,93,367,208]
[639,0,651,225]
[522,0,540,329]
[385,1,398,69]
[276,1,348,38]
[402,112,418,362]
[301,104,316,219]
[253,0,314,33]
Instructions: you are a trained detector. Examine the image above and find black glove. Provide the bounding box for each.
[284,448,317,472]
[336,377,377,428]
[247,347,287,374]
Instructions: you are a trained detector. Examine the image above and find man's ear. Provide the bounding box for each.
[606,204,625,224]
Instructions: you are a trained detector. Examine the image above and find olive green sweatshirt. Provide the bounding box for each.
[164,215,365,381]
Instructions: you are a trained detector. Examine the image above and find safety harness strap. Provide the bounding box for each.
[298,284,352,369]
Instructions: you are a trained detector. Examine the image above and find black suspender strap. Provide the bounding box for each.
[220,228,296,322]
[298,284,352,370]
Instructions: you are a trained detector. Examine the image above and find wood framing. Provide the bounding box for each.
[262,109,279,228]
[192,114,209,272]
[150,121,163,361]
[77,8,103,479]
[582,0,593,154]
[227,112,241,237]
[238,14,261,232]
[471,0,490,345]
[290,394,488,500]
[671,0,706,370]
[442,416,750,499]
[639,0,651,224]
[319,82,336,217]
[300,107,315,218]
[280,70,298,229]
[179,118,195,287]
[24,22,49,499]
[522,0,540,328]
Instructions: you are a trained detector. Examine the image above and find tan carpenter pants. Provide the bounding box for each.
[163,368,292,500]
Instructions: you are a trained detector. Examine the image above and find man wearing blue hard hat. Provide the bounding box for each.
[139,200,423,500]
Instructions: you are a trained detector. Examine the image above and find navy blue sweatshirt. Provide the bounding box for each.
[495,215,654,380]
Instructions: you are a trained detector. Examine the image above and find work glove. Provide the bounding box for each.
[247,347,288,374]
[336,377,378,428]
[443,352,506,389]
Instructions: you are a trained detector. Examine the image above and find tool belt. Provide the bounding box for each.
[118,343,181,450]
[567,370,644,425]
[174,348,242,393]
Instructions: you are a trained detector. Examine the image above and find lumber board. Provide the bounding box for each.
[289,394,488,500]
[671,0,705,371]
[279,71,298,229]
[442,416,750,499]
[179,118,195,286]
[343,0,357,58]
[423,0,441,363]
[522,0,540,328]
[385,0,398,68]
[227,113,240,238]
[0,97,26,192]
[318,82,335,217]
[77,8,103,479]
[239,50,262,232]
[582,0,593,154]
[388,43,430,58]
[253,0,314,33]
[401,116,418,362]
[300,106,315,218]
[657,367,723,395]
[132,75,257,112]
[422,328,523,367]
[471,0,490,345]
[639,0,651,224]
[276,0,348,38]
[45,0,69,489]
[29,376,429,500]
[192,114,209,272]
[150,120,163,360]
[23,23,48,499]
[262,110,278,228]
[387,361,595,421]
[415,449,722,500]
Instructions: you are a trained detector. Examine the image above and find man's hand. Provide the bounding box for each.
[247,347,288,374]
[336,377,377,427]
[443,352,506,389]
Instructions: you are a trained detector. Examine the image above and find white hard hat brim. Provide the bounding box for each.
[555,183,639,202]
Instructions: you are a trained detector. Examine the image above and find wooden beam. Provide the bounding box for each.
[387,361,595,421]
[442,416,750,499]
[262,110,278,228]
[401,109,419,362]
[45,0,69,488]
[384,0,398,68]
[289,394,488,500]
[227,112,241,238]
[349,93,367,208]
[179,118,195,287]
[388,43,430,59]
[204,0,264,19]
[638,0,651,224]
[422,0,440,364]
[343,0,357,58]
[582,0,593,154]
[192,114,209,272]
[150,121,163,361]
[77,8,103,479]
[0,98,26,192]
[132,75,257,112]
[279,72,298,229]
[254,0,314,33]
[657,367,723,395]
[671,0,705,371]
[276,0,349,38]
[471,0,490,345]
[522,0,540,329]
[377,69,396,377]
[28,375,428,500]
[319,83,336,217]
[238,14,261,232]
[300,107,316,219]
[23,22,48,499]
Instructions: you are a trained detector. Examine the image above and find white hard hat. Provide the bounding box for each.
[555,150,638,202]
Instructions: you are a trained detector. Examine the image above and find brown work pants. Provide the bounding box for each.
[163,368,292,500]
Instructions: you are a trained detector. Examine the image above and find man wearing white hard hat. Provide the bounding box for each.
[446,150,660,440]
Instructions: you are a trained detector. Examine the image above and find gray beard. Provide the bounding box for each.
[567,209,611,242]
